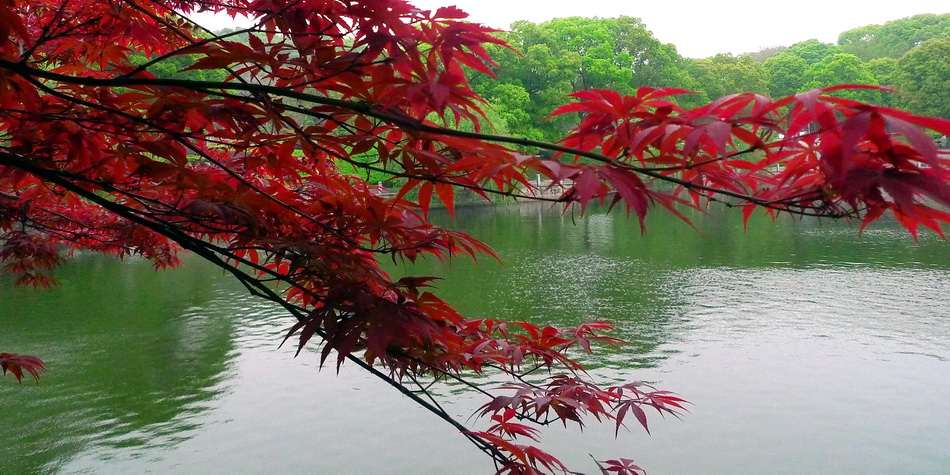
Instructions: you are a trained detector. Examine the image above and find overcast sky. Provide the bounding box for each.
[191,1,950,58]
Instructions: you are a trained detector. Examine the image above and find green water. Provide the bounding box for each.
[2,204,949,474]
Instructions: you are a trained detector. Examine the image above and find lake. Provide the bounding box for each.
[2,203,949,474]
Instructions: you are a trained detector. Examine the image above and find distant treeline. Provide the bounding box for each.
[467,14,950,145]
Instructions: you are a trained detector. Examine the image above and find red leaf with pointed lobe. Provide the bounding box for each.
[0,353,46,383]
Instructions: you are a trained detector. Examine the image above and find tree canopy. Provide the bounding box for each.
[782,39,844,65]
[760,39,851,99]
[756,32,950,117]
[838,13,950,61]
[3,1,950,473]
[894,37,950,121]
[687,54,769,101]
[804,53,882,103]
[866,57,901,107]
[471,17,700,143]
[763,51,811,98]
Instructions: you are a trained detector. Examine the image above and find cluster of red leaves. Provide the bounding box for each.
[1,0,949,472]
[595,458,647,475]
[0,229,61,287]
[469,377,685,474]
[547,86,950,236]
[0,352,46,383]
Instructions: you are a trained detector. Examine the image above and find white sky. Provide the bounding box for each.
[192,0,950,58]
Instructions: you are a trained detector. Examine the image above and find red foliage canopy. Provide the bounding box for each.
[2,0,949,472]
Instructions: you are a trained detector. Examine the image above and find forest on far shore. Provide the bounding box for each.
[466,13,950,144]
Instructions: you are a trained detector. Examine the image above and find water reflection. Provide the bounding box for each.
[666,266,950,355]
[412,204,950,473]
[619,265,950,474]
[1,203,949,474]
[395,204,688,369]
[0,256,236,473]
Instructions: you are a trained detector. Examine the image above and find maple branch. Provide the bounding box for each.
[122,25,259,78]
[19,71,375,252]
[0,59,837,216]
[199,87,569,205]
[642,145,759,172]
[0,146,318,302]
[0,148,515,467]
[20,14,102,61]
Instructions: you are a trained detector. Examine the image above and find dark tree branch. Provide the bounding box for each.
[0,58,846,218]
[0,148,513,467]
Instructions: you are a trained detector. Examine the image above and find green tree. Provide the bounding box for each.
[470,24,580,142]
[866,57,901,107]
[688,54,769,100]
[895,37,950,120]
[471,17,701,142]
[804,53,882,103]
[762,40,842,98]
[763,52,810,98]
[475,87,522,135]
[867,57,900,86]
[746,45,787,63]
[838,13,950,60]
[538,17,695,93]
[782,39,843,65]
